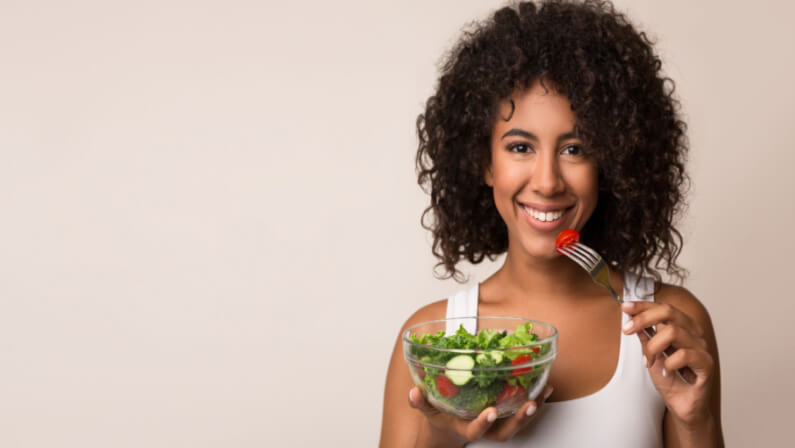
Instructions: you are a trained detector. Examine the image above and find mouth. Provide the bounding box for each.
[519,203,574,225]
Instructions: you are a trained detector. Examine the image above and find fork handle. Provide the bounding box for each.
[607,285,698,384]
[640,326,698,384]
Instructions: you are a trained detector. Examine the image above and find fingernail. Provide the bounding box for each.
[543,387,554,401]
[525,403,537,417]
[487,412,497,422]
[408,389,415,404]
[662,368,668,377]
[642,355,648,367]
[622,302,634,311]
[622,320,633,332]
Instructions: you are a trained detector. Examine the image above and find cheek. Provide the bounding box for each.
[490,156,526,189]
[491,167,524,205]
[564,165,599,202]
[582,173,599,200]
[489,165,523,219]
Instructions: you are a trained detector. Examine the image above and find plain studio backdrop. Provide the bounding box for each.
[1,0,793,446]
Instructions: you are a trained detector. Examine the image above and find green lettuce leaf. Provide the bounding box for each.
[498,322,539,360]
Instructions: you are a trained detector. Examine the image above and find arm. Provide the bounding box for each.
[622,285,724,448]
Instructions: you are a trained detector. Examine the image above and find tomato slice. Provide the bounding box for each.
[555,229,580,249]
[496,383,527,405]
[435,375,460,398]
[511,354,534,377]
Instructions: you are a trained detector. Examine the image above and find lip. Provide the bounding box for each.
[518,202,574,232]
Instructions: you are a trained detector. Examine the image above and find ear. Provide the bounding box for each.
[484,163,494,187]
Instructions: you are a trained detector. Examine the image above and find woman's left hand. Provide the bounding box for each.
[620,300,716,428]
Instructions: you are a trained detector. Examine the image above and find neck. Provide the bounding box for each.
[492,246,605,302]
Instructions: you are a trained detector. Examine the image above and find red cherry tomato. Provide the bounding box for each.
[496,383,527,405]
[555,229,580,249]
[511,354,535,377]
[435,375,460,398]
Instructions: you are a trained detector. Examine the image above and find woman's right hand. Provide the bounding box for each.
[408,385,553,446]
[380,302,553,448]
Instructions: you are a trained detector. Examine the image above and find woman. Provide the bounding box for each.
[380,1,722,446]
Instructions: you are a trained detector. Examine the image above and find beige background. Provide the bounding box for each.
[1,0,793,446]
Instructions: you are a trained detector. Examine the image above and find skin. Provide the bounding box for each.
[379,81,723,447]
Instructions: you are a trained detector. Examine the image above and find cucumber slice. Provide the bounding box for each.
[489,350,504,364]
[475,353,489,364]
[445,355,475,386]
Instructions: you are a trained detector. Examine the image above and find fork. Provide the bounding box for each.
[557,242,697,384]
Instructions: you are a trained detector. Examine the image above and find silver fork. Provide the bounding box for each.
[557,242,696,384]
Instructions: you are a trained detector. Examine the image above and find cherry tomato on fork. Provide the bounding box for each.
[555,229,580,249]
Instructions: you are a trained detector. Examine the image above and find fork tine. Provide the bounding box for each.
[557,246,595,270]
[569,243,599,266]
[558,250,591,272]
[573,242,601,260]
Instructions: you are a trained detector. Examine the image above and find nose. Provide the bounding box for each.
[530,150,565,196]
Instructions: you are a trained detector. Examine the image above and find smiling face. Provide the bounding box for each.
[485,80,599,260]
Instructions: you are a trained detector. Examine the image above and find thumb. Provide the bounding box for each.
[408,387,440,417]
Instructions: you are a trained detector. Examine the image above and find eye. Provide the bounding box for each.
[507,143,533,154]
[561,144,584,156]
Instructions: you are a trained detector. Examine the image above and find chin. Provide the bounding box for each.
[521,240,559,260]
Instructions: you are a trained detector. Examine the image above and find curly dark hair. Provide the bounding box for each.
[416,0,689,283]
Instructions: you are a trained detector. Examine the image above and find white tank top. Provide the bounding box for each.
[444,272,665,447]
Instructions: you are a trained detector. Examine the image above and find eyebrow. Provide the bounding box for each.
[500,128,580,141]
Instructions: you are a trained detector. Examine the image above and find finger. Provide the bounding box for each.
[662,348,714,383]
[485,386,553,442]
[408,387,440,417]
[638,332,700,384]
[651,351,666,374]
[409,388,498,440]
[621,302,695,334]
[483,401,537,442]
[643,325,702,362]
[636,329,652,368]
[637,331,672,374]
[540,385,554,405]
[632,339,666,380]
[462,407,499,441]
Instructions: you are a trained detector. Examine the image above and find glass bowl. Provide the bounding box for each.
[403,316,558,419]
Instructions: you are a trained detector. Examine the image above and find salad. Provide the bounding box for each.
[406,322,552,417]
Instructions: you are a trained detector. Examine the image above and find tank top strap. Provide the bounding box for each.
[445,284,479,335]
[622,271,655,302]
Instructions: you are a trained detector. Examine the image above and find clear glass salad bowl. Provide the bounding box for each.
[403,316,558,419]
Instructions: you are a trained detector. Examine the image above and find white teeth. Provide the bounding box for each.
[523,206,565,222]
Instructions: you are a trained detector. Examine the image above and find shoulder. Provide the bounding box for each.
[399,298,448,335]
[655,283,714,332]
